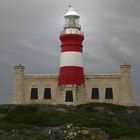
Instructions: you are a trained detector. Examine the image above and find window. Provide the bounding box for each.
[65,16,80,29]
[31,88,38,99]
[91,88,99,99]
[44,88,51,99]
[105,88,113,99]
[65,91,73,102]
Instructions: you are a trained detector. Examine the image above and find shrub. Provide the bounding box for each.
[14,104,39,113]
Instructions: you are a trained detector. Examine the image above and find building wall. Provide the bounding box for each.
[24,75,59,105]
[12,65,134,106]
[85,75,121,104]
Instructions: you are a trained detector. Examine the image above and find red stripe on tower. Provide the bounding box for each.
[58,6,85,86]
[59,66,84,85]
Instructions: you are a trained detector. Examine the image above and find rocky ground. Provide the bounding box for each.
[0,124,109,140]
[0,103,140,140]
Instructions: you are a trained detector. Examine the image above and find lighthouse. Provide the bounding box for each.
[12,6,133,106]
[58,6,85,87]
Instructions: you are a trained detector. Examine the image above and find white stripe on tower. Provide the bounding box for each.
[60,52,83,67]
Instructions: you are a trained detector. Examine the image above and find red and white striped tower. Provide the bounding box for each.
[58,6,84,86]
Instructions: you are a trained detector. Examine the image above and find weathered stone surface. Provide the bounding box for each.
[94,106,105,112]
[91,134,96,140]
[42,124,109,140]
[82,130,89,135]
[67,124,73,128]
[12,64,133,106]
[127,109,136,115]
[0,125,109,140]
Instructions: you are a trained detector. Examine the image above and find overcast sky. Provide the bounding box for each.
[0,0,140,105]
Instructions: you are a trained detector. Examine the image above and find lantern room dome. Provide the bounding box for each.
[65,5,79,17]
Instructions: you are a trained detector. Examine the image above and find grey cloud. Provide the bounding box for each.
[0,0,140,105]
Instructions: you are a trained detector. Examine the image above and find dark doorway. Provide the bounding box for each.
[31,88,38,99]
[65,91,73,102]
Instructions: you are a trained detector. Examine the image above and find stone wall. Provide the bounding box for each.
[85,75,121,105]
[12,64,133,106]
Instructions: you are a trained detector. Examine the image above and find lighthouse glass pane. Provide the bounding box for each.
[44,88,51,99]
[91,88,99,99]
[105,88,113,99]
[31,88,38,99]
[65,91,73,102]
[75,18,79,26]
[65,16,80,28]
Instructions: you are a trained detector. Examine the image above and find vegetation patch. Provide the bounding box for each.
[0,103,140,139]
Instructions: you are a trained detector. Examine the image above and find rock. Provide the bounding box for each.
[56,108,66,112]
[68,132,74,136]
[96,133,109,140]
[82,130,89,135]
[67,123,73,128]
[94,106,105,112]
[108,111,114,115]
[127,110,136,115]
[73,132,77,136]
[48,130,51,135]
[0,130,3,134]
[0,125,109,140]
[78,130,82,133]
[12,129,15,133]
[66,131,75,139]
[91,134,96,140]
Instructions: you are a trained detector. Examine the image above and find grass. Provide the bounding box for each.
[0,103,140,139]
